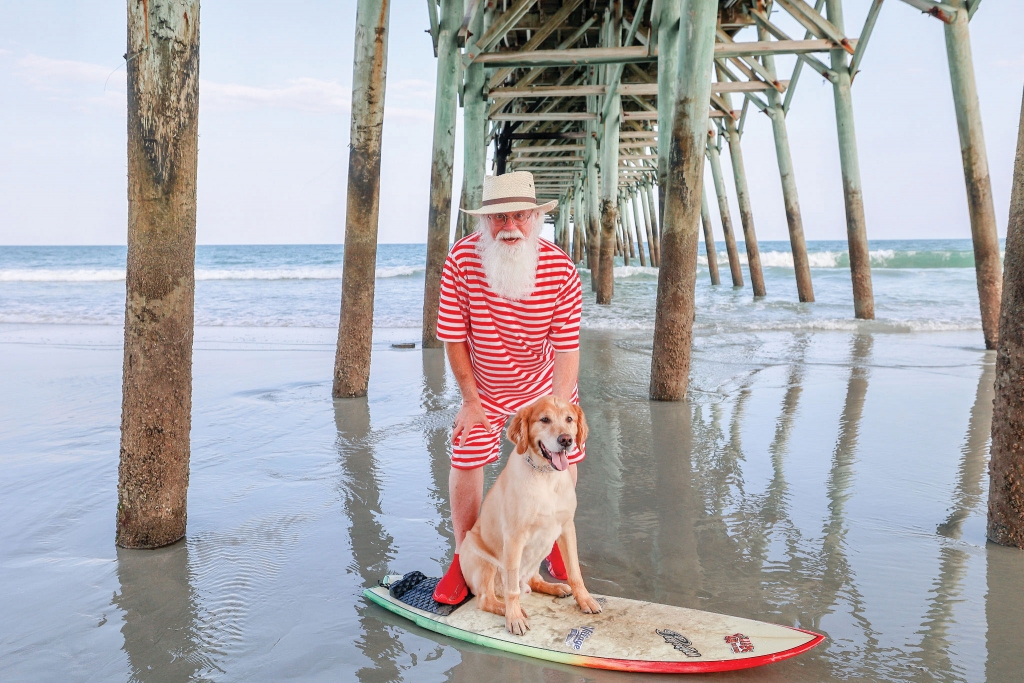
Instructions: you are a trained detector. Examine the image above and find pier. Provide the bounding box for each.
[114,0,1024,552]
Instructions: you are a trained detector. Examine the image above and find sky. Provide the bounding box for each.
[0,1,1022,246]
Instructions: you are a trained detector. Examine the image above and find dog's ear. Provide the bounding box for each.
[507,407,531,455]
[571,404,588,446]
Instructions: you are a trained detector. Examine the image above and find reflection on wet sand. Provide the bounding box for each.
[421,348,456,566]
[334,397,401,682]
[113,544,216,682]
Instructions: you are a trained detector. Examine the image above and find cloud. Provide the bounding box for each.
[11,52,433,121]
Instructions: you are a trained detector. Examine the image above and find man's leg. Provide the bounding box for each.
[451,466,484,551]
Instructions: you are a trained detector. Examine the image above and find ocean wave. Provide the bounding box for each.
[0,265,426,282]
[698,248,984,269]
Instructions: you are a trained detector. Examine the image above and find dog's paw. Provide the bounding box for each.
[505,610,530,636]
[552,583,572,597]
[576,593,603,614]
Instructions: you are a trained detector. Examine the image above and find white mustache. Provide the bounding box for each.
[496,229,524,241]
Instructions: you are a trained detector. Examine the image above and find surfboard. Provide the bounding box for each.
[364,572,824,674]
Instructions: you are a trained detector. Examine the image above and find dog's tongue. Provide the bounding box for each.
[552,450,570,472]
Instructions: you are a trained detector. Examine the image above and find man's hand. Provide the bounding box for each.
[453,400,492,447]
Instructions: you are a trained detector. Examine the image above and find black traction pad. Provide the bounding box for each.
[386,571,471,617]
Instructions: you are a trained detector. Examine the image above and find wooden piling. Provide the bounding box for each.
[573,180,584,263]
[944,2,1002,349]
[586,116,602,287]
[656,0,680,227]
[620,191,637,264]
[639,180,659,266]
[633,187,653,267]
[759,25,814,302]
[987,87,1024,549]
[596,20,621,305]
[117,0,200,548]
[701,187,721,285]
[827,0,874,320]
[420,0,461,348]
[333,0,392,399]
[642,180,661,265]
[724,117,766,298]
[462,5,488,242]
[649,0,717,401]
[706,135,744,287]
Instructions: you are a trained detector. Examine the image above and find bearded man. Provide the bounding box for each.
[432,171,584,605]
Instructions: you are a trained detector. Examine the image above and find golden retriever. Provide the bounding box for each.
[459,396,602,635]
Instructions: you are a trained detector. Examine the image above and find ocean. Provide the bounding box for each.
[0,239,993,334]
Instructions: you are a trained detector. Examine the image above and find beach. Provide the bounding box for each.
[2,241,1023,681]
[2,316,1021,681]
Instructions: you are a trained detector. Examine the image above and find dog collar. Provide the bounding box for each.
[525,453,555,473]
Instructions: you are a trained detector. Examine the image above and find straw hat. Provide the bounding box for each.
[461,171,558,215]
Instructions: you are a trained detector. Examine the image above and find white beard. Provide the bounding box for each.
[475,224,540,300]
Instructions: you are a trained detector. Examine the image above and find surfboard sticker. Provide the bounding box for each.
[364,578,824,674]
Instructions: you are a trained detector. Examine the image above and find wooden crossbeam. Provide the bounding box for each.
[466,0,538,62]
[484,0,584,85]
[471,40,847,67]
[775,0,855,53]
[489,80,789,99]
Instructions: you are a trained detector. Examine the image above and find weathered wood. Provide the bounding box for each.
[632,187,652,266]
[460,1,488,242]
[759,25,814,303]
[619,193,634,265]
[333,0,392,398]
[650,0,717,401]
[707,135,744,287]
[944,2,1001,349]
[827,0,874,319]
[573,180,584,263]
[586,117,601,286]
[471,40,846,67]
[596,13,621,305]
[118,0,200,549]
[656,0,679,226]
[700,187,721,285]
[489,80,789,99]
[421,0,461,348]
[642,180,661,265]
[987,87,1024,548]
[724,117,766,297]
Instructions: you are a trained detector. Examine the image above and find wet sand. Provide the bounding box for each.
[2,323,1022,682]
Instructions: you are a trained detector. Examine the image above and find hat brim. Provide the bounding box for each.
[461,199,558,216]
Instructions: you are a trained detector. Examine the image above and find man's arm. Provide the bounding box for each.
[552,350,580,402]
[446,341,492,446]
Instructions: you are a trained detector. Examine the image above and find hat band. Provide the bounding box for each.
[481,196,538,207]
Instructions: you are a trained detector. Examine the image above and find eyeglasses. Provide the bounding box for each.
[487,211,533,227]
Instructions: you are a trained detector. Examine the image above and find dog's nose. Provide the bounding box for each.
[557,434,573,449]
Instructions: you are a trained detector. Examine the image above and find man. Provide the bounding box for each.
[432,171,584,604]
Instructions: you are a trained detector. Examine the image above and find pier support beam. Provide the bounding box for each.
[760,26,814,303]
[707,136,743,287]
[117,0,200,549]
[701,187,721,285]
[620,191,637,265]
[633,187,653,267]
[333,0,392,399]
[640,181,659,266]
[421,0,461,348]
[827,0,874,319]
[626,189,645,266]
[988,88,1024,548]
[650,0,717,400]
[656,0,680,225]
[724,118,766,297]
[944,2,1001,349]
[573,182,584,263]
[461,5,488,243]
[643,180,661,265]
[586,139,601,284]
[596,51,621,302]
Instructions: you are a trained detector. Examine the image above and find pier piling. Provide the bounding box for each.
[707,132,743,287]
[333,0,392,399]
[988,88,1024,549]
[944,1,1002,349]
[827,0,874,320]
[421,0,461,348]
[117,0,200,549]
[701,187,721,285]
[724,116,766,298]
[649,0,717,401]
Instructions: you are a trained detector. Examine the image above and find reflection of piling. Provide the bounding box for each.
[333,0,392,398]
[943,3,1002,349]
[988,89,1024,548]
[706,132,743,287]
[420,0,461,349]
[723,114,766,297]
[827,0,874,320]
[759,25,814,303]
[649,0,717,401]
[700,187,721,285]
[117,0,200,549]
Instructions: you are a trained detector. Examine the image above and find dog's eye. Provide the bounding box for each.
[566,416,573,422]
[540,416,551,424]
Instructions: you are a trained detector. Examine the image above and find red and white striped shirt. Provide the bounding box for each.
[436,232,582,412]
